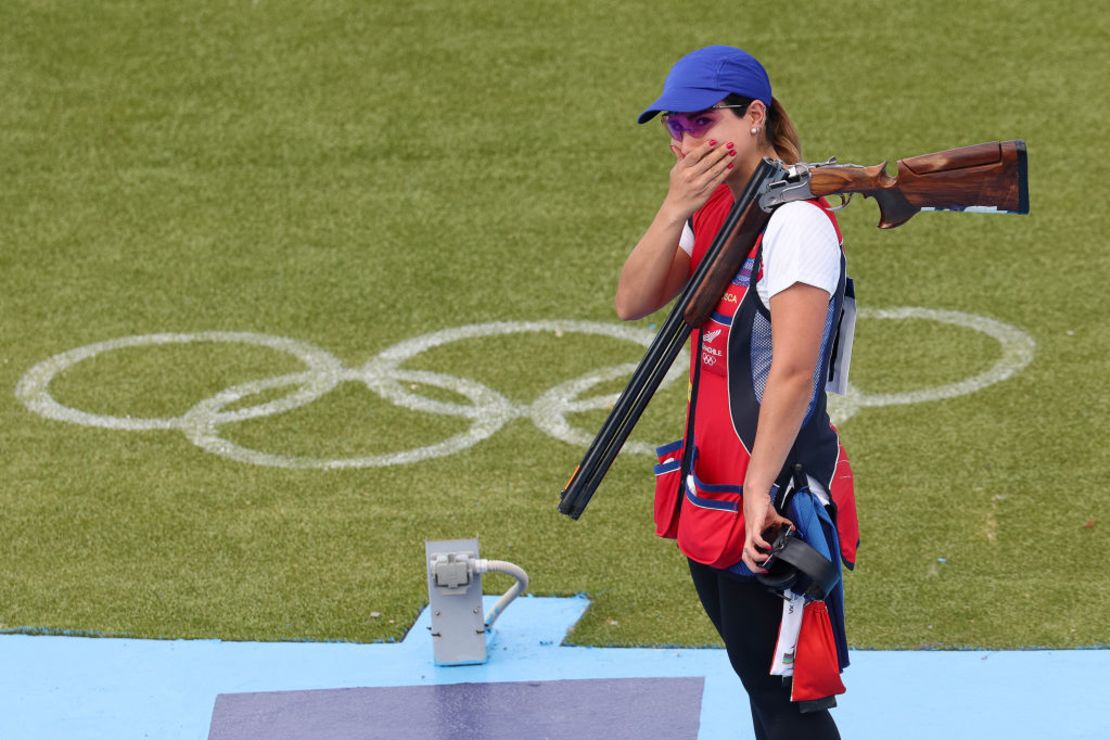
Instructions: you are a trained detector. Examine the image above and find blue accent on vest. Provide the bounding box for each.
[730,257,756,286]
[654,459,682,476]
[683,486,739,512]
[709,311,732,326]
[655,439,683,457]
[683,467,742,512]
[690,470,742,494]
[750,310,772,402]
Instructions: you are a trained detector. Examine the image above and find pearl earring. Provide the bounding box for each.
[751,126,760,135]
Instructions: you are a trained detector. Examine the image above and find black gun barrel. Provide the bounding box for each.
[558,159,782,520]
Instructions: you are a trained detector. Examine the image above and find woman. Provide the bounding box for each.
[616,46,858,739]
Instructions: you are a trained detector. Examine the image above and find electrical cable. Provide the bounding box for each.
[473,559,529,630]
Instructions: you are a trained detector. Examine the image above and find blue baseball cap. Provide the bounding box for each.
[638,45,772,124]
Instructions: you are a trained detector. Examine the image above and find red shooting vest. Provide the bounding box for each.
[653,184,860,572]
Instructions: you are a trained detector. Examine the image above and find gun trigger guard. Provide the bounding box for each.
[827,193,853,212]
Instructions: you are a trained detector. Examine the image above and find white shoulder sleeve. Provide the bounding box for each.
[758,201,841,304]
[679,220,695,256]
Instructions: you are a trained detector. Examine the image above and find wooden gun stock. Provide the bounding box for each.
[684,141,1027,325]
[808,140,1029,228]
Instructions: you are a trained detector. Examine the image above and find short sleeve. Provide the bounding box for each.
[678,220,695,256]
[759,201,841,303]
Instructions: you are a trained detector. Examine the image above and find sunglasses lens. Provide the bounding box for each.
[661,111,719,141]
[689,112,716,138]
[662,117,684,141]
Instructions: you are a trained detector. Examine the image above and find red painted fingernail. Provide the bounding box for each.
[728,149,737,156]
[726,141,735,149]
[708,139,717,146]
[727,162,734,169]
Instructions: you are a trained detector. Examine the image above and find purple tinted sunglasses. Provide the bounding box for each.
[660,104,749,142]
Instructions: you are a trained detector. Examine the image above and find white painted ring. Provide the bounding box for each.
[361,320,687,460]
[827,307,1036,425]
[183,367,511,469]
[14,310,1035,469]
[15,332,341,431]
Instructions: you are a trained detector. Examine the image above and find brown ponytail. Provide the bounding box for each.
[766,96,802,165]
[723,93,803,165]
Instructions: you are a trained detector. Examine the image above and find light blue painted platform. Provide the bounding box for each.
[1,595,1105,739]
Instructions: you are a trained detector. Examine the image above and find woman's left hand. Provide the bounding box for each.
[741,489,793,573]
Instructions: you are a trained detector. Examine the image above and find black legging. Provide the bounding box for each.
[688,559,841,740]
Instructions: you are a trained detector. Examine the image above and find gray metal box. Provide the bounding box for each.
[424,538,486,666]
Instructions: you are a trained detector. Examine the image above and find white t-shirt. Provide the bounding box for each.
[679,200,841,306]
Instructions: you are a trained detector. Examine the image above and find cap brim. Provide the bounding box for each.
[637,88,727,124]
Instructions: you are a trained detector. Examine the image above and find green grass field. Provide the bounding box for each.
[2,0,1108,650]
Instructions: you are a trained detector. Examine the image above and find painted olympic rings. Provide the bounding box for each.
[16,321,685,469]
[15,310,1035,470]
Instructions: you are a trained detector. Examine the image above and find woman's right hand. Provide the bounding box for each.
[663,140,735,220]
[741,488,793,574]
[614,140,729,321]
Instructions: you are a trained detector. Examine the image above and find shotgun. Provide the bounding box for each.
[557,140,1028,520]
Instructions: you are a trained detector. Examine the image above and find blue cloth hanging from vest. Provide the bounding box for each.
[726,480,851,672]
[783,484,850,671]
